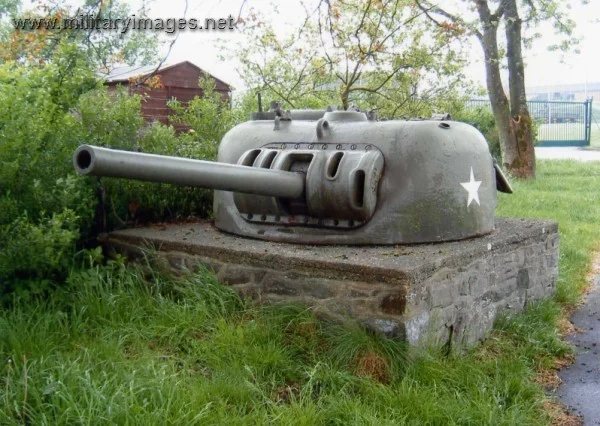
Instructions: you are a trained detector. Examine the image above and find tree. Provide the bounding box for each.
[415,0,579,179]
[233,0,469,118]
[168,77,243,160]
[0,0,158,69]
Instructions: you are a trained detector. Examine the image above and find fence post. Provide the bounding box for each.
[584,98,593,146]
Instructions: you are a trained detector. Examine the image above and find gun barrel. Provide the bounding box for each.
[73,145,305,199]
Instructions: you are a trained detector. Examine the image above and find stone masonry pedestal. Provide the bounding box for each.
[103,217,559,348]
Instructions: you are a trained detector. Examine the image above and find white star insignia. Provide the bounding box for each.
[460,167,482,207]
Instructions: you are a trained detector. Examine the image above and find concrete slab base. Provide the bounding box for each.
[102,217,559,349]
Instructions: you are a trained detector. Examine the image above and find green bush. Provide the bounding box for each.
[452,104,541,163]
[0,45,99,296]
[452,106,502,162]
[168,77,241,160]
[74,89,216,227]
[77,86,145,150]
[0,210,79,297]
[0,47,239,295]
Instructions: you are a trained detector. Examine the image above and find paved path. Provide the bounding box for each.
[535,147,600,161]
[557,259,600,425]
[537,146,599,423]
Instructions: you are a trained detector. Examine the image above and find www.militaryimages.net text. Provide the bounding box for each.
[13,14,237,34]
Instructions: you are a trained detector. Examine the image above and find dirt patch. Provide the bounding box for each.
[535,355,575,391]
[272,382,301,404]
[354,351,391,383]
[557,315,576,336]
[543,400,584,426]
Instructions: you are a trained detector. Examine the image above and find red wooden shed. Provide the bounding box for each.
[101,61,232,130]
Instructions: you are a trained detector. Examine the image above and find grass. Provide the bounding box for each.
[591,105,600,148]
[1,160,600,425]
[498,160,600,305]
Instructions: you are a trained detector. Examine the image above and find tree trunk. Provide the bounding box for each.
[341,87,350,110]
[416,0,536,178]
[474,0,516,172]
[504,0,535,178]
[478,31,514,162]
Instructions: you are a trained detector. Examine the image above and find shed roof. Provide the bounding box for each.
[99,61,233,89]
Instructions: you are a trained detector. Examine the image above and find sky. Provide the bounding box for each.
[104,0,600,92]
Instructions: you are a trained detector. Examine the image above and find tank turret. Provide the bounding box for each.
[73,109,512,244]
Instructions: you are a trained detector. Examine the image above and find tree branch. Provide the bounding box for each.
[131,0,188,89]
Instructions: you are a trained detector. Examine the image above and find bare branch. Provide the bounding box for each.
[414,0,483,40]
[352,0,372,55]
[131,0,188,89]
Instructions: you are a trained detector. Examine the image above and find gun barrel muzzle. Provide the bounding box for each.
[73,145,305,199]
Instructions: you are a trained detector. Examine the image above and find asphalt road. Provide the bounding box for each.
[524,145,600,423]
[557,274,600,425]
[535,147,600,161]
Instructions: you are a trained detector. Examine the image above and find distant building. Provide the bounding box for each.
[527,82,599,102]
[100,61,232,130]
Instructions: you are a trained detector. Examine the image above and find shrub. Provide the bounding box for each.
[0,53,242,296]
[452,104,541,164]
[0,46,98,295]
[77,86,145,150]
[0,210,79,298]
[75,91,215,227]
[452,106,502,162]
[168,77,241,159]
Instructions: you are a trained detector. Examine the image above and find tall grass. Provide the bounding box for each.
[1,160,599,424]
[497,160,600,306]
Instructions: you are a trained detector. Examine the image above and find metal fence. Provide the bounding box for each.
[465,98,593,147]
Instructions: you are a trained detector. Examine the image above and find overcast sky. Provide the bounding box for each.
[130,0,600,91]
